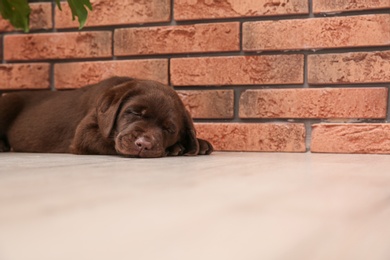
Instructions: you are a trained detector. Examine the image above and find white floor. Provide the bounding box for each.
[1,152,390,260]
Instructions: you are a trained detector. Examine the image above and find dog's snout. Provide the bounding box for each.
[135,137,152,151]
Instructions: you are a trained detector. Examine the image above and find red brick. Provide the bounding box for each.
[311,124,390,154]
[243,14,390,51]
[0,16,14,32]
[54,59,168,89]
[314,0,390,13]
[55,0,170,28]
[195,123,306,152]
[0,3,52,32]
[114,23,239,56]
[308,51,390,85]
[170,55,304,86]
[0,63,50,90]
[4,32,112,61]
[174,0,308,20]
[177,90,234,119]
[239,88,388,119]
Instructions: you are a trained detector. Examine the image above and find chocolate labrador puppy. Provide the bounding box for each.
[0,77,213,158]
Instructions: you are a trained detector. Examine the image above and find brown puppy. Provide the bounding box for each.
[0,77,213,158]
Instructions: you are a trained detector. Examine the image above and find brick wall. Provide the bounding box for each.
[1,0,390,154]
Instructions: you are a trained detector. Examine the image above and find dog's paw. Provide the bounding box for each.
[167,139,213,156]
[166,143,185,156]
[197,138,213,155]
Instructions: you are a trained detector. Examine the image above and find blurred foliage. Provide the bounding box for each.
[0,0,92,32]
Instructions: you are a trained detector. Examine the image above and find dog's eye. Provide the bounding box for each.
[125,109,142,117]
[164,126,176,134]
[166,128,176,134]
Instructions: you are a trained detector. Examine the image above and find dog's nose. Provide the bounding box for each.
[135,137,152,151]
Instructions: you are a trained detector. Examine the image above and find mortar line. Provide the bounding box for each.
[386,86,390,123]
[308,0,314,17]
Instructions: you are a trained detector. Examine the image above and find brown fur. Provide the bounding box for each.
[0,77,213,158]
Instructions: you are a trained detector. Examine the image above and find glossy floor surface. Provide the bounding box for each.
[1,152,390,260]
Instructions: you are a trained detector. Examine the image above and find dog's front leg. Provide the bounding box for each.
[70,112,117,155]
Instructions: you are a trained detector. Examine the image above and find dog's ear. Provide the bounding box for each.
[179,110,214,156]
[181,110,200,156]
[97,82,137,138]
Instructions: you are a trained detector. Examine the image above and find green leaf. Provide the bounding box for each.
[0,0,92,33]
[66,0,93,29]
[55,0,62,11]
[0,0,31,32]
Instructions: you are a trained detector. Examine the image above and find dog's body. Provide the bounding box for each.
[0,77,213,158]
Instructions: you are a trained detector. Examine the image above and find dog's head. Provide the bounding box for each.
[96,78,203,158]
